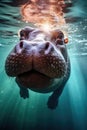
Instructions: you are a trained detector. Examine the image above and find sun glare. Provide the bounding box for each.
[38,22,52,32]
[21,0,69,36]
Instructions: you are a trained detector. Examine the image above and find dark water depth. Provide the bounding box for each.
[0,0,87,130]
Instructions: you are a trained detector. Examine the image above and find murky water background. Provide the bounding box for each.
[0,0,87,130]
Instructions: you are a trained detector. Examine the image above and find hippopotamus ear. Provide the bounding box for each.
[64,38,68,44]
[18,26,34,40]
[51,29,64,40]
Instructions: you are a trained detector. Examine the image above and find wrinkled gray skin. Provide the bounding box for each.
[5,26,70,109]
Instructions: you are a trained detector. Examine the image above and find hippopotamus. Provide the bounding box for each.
[5,26,70,109]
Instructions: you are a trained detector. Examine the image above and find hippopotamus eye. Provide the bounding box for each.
[51,30,64,41]
[20,30,25,37]
[19,30,26,40]
[19,29,31,40]
[57,32,64,39]
[19,27,34,40]
[56,39,63,45]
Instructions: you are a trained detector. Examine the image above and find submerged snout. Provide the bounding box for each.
[5,39,66,78]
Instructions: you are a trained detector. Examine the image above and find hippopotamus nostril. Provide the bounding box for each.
[43,42,54,55]
[45,42,50,50]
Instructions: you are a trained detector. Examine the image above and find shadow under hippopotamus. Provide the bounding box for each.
[5,26,70,109]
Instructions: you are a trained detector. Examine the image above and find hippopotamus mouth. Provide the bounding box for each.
[16,69,53,89]
[5,26,68,89]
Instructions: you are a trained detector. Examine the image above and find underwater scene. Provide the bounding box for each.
[0,0,87,130]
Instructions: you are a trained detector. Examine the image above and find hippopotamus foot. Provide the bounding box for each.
[20,87,29,99]
[47,95,58,109]
[16,78,29,99]
[47,85,64,109]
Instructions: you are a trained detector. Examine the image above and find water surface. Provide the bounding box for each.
[0,0,87,130]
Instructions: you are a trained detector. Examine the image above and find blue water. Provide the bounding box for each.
[0,0,87,130]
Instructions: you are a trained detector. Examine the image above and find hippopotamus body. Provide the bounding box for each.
[5,26,70,109]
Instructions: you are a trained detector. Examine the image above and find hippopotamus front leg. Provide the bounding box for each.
[16,79,29,99]
[47,59,70,109]
[20,87,29,99]
[47,85,64,109]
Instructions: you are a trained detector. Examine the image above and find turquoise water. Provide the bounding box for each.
[0,0,87,130]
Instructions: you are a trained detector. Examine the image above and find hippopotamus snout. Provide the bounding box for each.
[9,39,66,77]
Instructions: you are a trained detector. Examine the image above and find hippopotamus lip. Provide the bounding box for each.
[17,69,51,79]
[16,69,52,89]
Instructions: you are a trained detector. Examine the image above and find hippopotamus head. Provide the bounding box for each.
[5,26,69,93]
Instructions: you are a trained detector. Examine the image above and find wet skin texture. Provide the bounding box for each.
[5,26,70,109]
